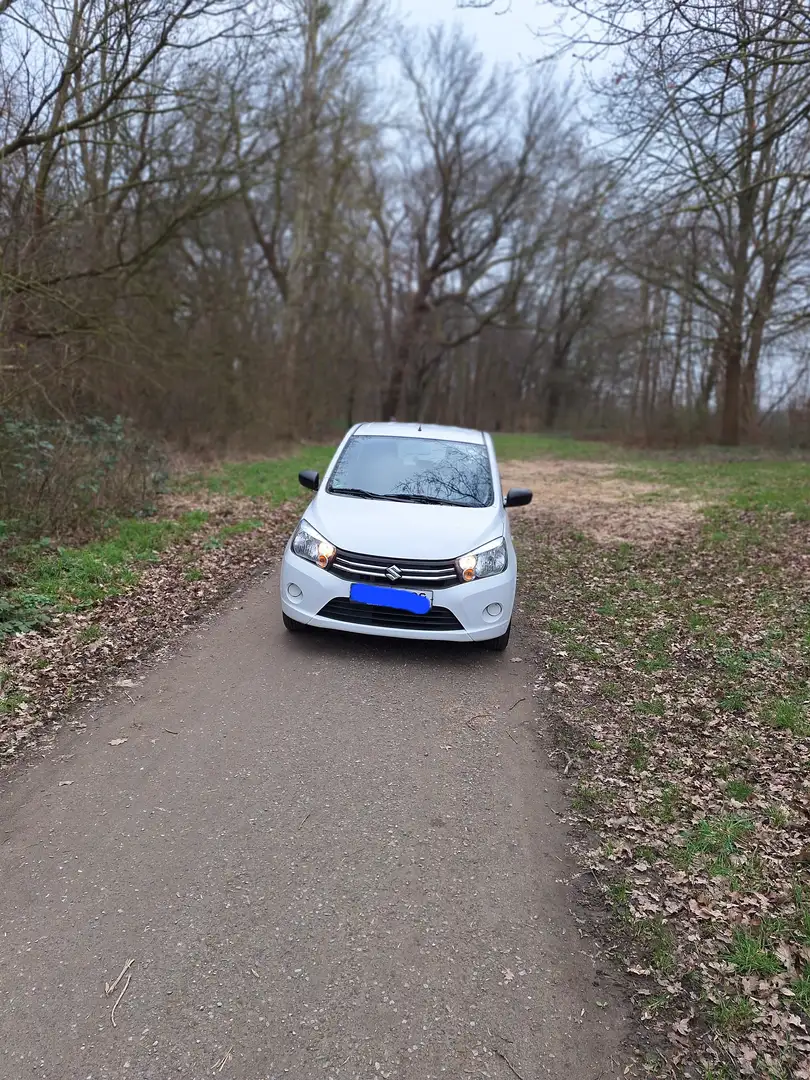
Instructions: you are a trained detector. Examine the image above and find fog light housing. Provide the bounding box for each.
[485,602,502,618]
[287,583,303,602]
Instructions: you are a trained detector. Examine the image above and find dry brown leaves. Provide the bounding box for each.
[0,494,300,763]
[500,459,702,545]
[517,465,810,1078]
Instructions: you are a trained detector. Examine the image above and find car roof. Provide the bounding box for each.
[351,422,486,445]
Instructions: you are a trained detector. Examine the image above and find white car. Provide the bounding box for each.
[279,422,532,651]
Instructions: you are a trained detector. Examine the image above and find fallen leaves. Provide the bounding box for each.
[519,499,810,1078]
[0,496,301,762]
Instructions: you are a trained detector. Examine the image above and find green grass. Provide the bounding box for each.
[656,783,681,824]
[680,814,755,877]
[607,878,632,913]
[619,457,810,519]
[606,878,676,973]
[1,513,208,640]
[634,697,665,717]
[719,688,747,712]
[793,883,810,946]
[601,680,623,701]
[793,968,810,1014]
[183,447,336,500]
[641,916,676,974]
[764,804,789,828]
[490,432,620,461]
[572,779,607,812]
[711,994,758,1033]
[627,730,653,770]
[723,928,783,976]
[762,692,809,736]
[725,778,754,802]
[0,691,27,714]
[217,518,264,537]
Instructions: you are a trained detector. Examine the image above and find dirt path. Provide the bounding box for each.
[0,573,631,1080]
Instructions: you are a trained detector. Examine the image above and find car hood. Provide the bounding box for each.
[305,493,504,560]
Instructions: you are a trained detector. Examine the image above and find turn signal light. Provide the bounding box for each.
[317,541,336,568]
[458,554,476,582]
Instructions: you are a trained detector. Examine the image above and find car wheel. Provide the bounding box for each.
[481,622,511,653]
[282,612,306,633]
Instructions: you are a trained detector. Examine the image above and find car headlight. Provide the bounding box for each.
[456,537,507,582]
[291,519,336,569]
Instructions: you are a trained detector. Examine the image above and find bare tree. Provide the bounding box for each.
[567,0,810,442]
[379,25,571,420]
[238,0,385,437]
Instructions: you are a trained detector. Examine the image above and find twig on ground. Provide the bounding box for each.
[213,1046,233,1073]
[466,713,491,728]
[548,747,575,774]
[508,698,525,712]
[105,957,134,997]
[491,1045,527,1080]
[110,971,132,1027]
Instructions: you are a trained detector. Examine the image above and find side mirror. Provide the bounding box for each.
[504,488,532,508]
[299,469,320,492]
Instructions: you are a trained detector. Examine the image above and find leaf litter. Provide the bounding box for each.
[517,459,810,1079]
[0,493,301,763]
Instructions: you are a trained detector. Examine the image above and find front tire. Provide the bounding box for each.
[480,622,511,653]
[283,611,306,633]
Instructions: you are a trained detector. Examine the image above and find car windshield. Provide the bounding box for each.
[327,435,494,508]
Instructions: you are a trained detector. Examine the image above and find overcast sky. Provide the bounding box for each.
[402,0,549,68]
[395,0,607,98]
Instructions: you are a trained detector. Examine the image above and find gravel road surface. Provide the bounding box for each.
[0,575,631,1079]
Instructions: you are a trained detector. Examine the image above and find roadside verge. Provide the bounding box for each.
[514,453,810,1079]
[0,490,302,764]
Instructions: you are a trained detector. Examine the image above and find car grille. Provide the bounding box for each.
[318,598,464,632]
[329,549,459,590]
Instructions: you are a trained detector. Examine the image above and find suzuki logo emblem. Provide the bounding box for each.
[386,565,403,582]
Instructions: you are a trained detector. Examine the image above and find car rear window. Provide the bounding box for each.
[327,435,494,508]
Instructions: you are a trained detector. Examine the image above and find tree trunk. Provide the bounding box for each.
[382,337,410,420]
[740,363,757,438]
[719,337,743,446]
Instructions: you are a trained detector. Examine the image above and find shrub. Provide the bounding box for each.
[0,413,168,538]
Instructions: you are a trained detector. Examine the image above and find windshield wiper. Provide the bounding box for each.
[382,493,458,506]
[330,487,481,507]
[329,487,388,500]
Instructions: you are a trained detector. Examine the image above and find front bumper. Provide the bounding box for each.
[280,549,515,642]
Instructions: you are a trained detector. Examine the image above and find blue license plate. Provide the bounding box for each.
[349,583,431,614]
